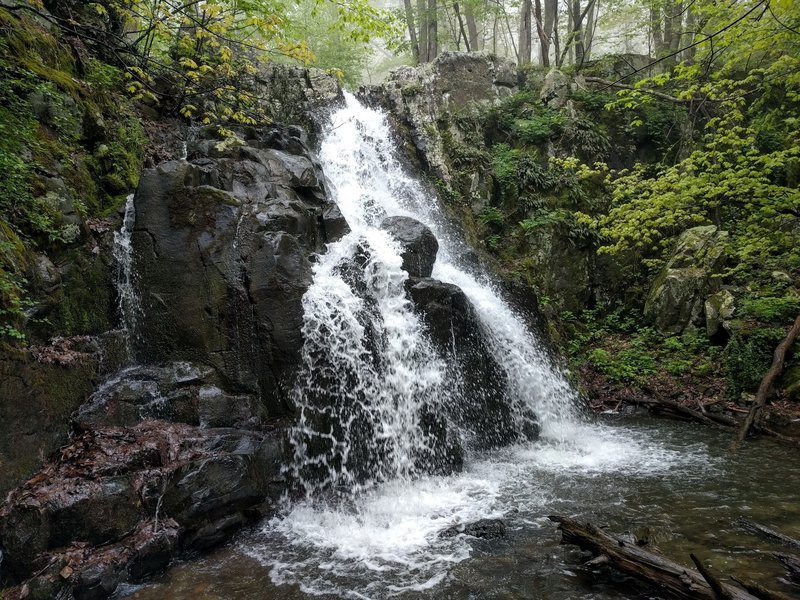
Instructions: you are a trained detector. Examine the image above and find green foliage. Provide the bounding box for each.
[512,110,568,145]
[724,327,786,399]
[587,340,656,384]
[478,205,504,227]
[739,295,800,324]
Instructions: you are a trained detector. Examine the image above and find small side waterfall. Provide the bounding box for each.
[112,192,141,357]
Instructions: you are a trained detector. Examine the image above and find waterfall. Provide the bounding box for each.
[289,93,580,496]
[254,93,694,598]
[112,192,141,356]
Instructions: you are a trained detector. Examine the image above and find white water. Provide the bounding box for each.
[256,94,703,598]
[113,192,141,356]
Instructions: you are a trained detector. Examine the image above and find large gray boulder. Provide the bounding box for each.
[380,216,439,278]
[644,225,729,334]
[363,52,518,185]
[132,126,348,418]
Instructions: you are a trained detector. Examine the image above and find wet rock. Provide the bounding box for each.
[644,225,729,334]
[380,216,439,278]
[132,125,348,417]
[406,277,528,449]
[442,518,507,539]
[0,420,285,589]
[322,203,350,242]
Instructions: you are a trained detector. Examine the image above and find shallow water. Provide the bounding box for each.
[122,415,800,599]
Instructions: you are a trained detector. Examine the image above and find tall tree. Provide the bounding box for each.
[403,0,421,63]
[519,0,533,64]
[418,0,429,61]
[427,0,438,60]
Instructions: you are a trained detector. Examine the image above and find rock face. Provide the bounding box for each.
[0,363,285,597]
[705,289,736,339]
[363,51,518,185]
[0,333,127,497]
[644,225,729,334]
[132,126,347,418]
[380,216,439,278]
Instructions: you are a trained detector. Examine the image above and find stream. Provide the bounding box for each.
[121,415,800,599]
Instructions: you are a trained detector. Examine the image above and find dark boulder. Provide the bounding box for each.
[406,277,535,448]
[132,126,348,417]
[380,216,439,278]
[441,518,507,539]
[0,419,285,588]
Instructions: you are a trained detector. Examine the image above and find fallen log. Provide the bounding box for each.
[735,312,800,446]
[550,515,759,599]
[731,577,797,600]
[736,518,800,551]
[775,553,800,585]
[631,397,736,429]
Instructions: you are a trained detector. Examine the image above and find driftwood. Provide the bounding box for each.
[731,577,798,600]
[735,313,800,445]
[775,553,800,585]
[550,515,760,600]
[631,397,737,429]
[736,518,800,551]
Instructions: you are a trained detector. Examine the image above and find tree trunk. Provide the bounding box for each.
[551,516,760,600]
[454,2,471,50]
[418,0,429,62]
[427,0,438,61]
[582,0,597,63]
[519,0,532,64]
[465,1,480,49]
[404,0,420,63]
[735,312,800,445]
[544,0,557,64]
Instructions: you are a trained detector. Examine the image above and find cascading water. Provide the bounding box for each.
[113,192,141,357]
[246,94,698,598]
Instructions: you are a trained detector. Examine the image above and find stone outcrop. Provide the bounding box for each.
[363,51,517,186]
[0,333,127,497]
[0,414,283,598]
[380,216,439,278]
[644,225,729,334]
[132,125,348,418]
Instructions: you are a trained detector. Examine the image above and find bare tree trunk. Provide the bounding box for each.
[519,0,532,64]
[582,0,597,63]
[418,0,429,61]
[735,312,800,446]
[553,5,561,67]
[504,6,519,61]
[427,0,438,61]
[404,0,420,63]
[464,2,480,49]
[453,3,471,50]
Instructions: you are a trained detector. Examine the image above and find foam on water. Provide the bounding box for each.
[254,421,711,598]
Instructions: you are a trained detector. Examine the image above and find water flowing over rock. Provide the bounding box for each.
[287,93,575,499]
[644,225,729,334]
[132,125,344,417]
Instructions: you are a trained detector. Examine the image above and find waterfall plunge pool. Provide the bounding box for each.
[121,415,800,599]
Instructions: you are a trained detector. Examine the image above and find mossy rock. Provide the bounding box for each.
[0,344,98,495]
